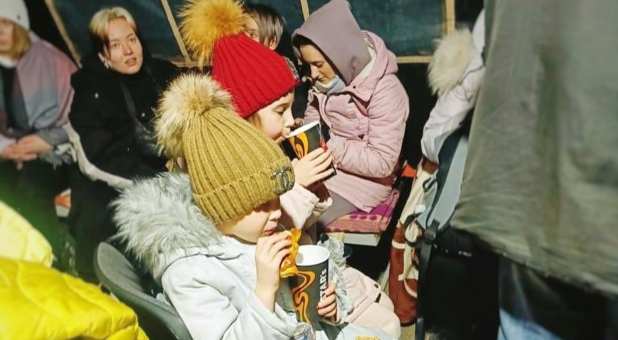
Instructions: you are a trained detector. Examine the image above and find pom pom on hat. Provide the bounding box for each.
[156,73,235,159]
[180,0,298,118]
[180,0,246,68]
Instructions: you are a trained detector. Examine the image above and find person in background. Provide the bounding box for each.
[68,6,177,281]
[243,2,307,119]
[0,0,76,265]
[293,0,409,226]
[452,1,618,338]
[243,3,284,51]
[420,10,484,168]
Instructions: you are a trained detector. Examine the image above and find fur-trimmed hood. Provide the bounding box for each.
[112,172,236,281]
[429,10,485,97]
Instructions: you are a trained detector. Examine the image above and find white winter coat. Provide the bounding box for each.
[113,173,394,340]
[421,10,485,163]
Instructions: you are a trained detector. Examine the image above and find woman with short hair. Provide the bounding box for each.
[68,6,178,281]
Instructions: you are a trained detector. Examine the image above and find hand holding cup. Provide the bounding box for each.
[317,282,338,323]
[287,121,336,186]
[292,148,334,188]
[255,232,292,311]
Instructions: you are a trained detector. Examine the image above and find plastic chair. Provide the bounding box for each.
[94,242,192,340]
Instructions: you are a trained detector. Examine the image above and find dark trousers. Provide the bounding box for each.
[499,258,618,340]
[423,239,499,340]
[67,169,120,282]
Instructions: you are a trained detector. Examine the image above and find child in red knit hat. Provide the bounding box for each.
[180,0,333,237]
[180,1,400,337]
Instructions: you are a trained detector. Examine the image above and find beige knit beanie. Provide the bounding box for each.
[155,73,294,224]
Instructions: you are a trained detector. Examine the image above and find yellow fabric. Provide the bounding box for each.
[156,74,294,224]
[0,201,53,266]
[0,257,148,340]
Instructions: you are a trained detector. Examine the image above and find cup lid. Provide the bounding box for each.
[287,121,320,138]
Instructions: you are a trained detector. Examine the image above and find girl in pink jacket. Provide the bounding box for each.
[293,0,409,224]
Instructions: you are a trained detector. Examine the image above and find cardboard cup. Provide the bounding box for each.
[287,121,323,158]
[290,245,330,329]
[286,122,336,178]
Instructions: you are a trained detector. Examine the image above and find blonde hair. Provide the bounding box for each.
[244,3,284,46]
[4,22,31,60]
[89,7,138,53]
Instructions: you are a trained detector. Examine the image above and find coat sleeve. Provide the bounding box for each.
[30,44,76,146]
[69,75,161,178]
[280,183,319,229]
[421,59,484,163]
[162,257,297,340]
[327,75,409,178]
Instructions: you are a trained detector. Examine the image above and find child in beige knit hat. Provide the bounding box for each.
[113,72,394,339]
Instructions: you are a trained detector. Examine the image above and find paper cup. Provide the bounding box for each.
[286,122,336,178]
[290,245,330,329]
[287,121,324,158]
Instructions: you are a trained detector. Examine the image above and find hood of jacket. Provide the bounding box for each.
[293,0,371,85]
[112,172,236,281]
[428,9,485,97]
[304,31,399,106]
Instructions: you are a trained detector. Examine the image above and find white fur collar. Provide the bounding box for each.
[112,172,232,280]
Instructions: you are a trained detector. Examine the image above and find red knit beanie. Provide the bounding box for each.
[180,0,297,118]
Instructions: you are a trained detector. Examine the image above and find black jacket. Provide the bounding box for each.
[67,55,177,281]
[69,55,177,179]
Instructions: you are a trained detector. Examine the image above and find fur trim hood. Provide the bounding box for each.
[428,29,475,97]
[113,172,355,317]
[112,172,234,280]
[429,10,485,96]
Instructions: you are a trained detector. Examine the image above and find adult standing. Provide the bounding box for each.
[452,1,618,338]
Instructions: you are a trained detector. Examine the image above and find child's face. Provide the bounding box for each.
[220,198,283,243]
[244,16,260,43]
[244,16,278,50]
[255,92,295,143]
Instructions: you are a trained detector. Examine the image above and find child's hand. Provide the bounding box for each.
[292,148,334,188]
[255,232,292,311]
[317,282,338,323]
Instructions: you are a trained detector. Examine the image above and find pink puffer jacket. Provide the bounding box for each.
[303,32,409,212]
